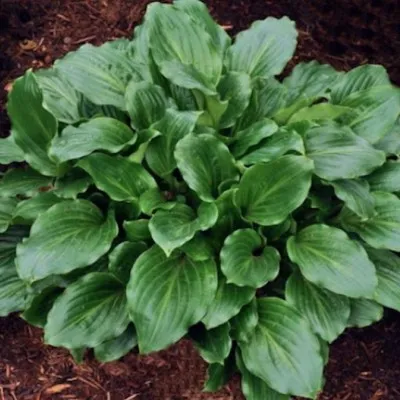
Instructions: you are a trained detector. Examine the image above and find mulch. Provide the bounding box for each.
[0,0,400,399]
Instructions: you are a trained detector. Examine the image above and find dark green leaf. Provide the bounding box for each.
[367,161,400,193]
[123,219,151,242]
[139,188,177,216]
[53,170,92,199]
[203,353,236,392]
[0,198,17,233]
[230,298,258,343]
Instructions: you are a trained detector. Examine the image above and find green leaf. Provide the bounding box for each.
[123,219,151,242]
[367,161,400,193]
[14,193,63,222]
[16,200,118,282]
[94,324,137,362]
[236,350,289,400]
[235,155,313,225]
[231,119,278,158]
[145,109,199,177]
[147,2,222,91]
[126,246,217,353]
[286,271,350,342]
[230,298,258,343]
[0,136,24,164]
[0,167,53,198]
[287,224,377,298]
[288,103,352,124]
[0,226,29,268]
[239,297,323,398]
[374,119,400,155]
[218,72,252,128]
[45,272,130,348]
[330,179,375,220]
[149,202,218,256]
[239,128,304,165]
[365,248,400,312]
[340,192,400,251]
[139,188,177,216]
[53,170,92,199]
[22,286,64,327]
[221,229,280,288]
[347,298,383,328]
[304,124,385,181]
[78,153,156,202]
[331,65,391,104]
[50,117,136,162]
[202,275,255,329]
[0,198,18,233]
[203,353,236,392]
[225,17,297,79]
[192,323,232,364]
[7,71,60,176]
[108,241,147,284]
[175,134,239,202]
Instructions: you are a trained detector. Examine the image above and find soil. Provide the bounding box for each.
[0,0,400,399]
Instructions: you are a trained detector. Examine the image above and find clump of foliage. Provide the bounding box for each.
[1,0,400,397]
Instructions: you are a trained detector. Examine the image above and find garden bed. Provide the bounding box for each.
[0,1,400,399]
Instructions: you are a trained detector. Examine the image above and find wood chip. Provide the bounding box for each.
[45,384,71,394]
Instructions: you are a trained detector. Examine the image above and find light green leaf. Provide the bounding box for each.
[239,297,323,398]
[347,298,383,328]
[236,350,289,400]
[239,128,304,165]
[235,155,313,226]
[125,81,169,130]
[14,193,63,222]
[53,170,92,199]
[225,17,297,79]
[127,246,217,353]
[221,229,280,288]
[45,272,130,348]
[7,71,60,176]
[287,224,377,298]
[340,192,400,251]
[16,200,118,282]
[78,153,156,202]
[231,119,278,158]
[374,119,400,155]
[145,109,199,177]
[0,136,24,164]
[123,219,151,242]
[288,103,352,124]
[175,134,239,202]
[230,298,258,343]
[0,198,18,233]
[286,271,350,342]
[202,275,255,329]
[108,241,147,284]
[94,324,137,362]
[139,188,177,216]
[367,161,400,193]
[203,353,236,392]
[330,179,375,220]
[149,202,218,256]
[303,124,385,180]
[365,248,400,312]
[50,117,136,162]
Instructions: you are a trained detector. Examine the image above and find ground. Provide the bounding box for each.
[0,0,400,399]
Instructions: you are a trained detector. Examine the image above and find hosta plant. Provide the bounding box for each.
[1,0,400,398]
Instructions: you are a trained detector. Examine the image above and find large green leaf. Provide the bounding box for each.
[286,271,350,342]
[0,226,29,268]
[50,117,136,162]
[94,324,137,362]
[347,298,383,328]
[367,161,400,193]
[53,170,92,199]
[235,155,313,226]
[303,124,385,180]
[145,109,199,177]
[340,192,400,251]
[236,350,289,400]
[7,71,60,176]
[149,202,218,256]
[123,219,151,242]
[288,103,352,124]
[45,272,130,348]
[365,248,400,312]
[126,246,217,353]
[221,229,280,288]
[0,136,24,164]
[78,153,156,202]
[14,193,63,222]
[0,198,17,233]
[202,275,255,329]
[230,298,259,343]
[16,200,118,282]
[287,224,377,298]
[239,298,323,398]
[330,179,375,220]
[175,134,239,202]
[374,119,400,155]
[225,17,297,79]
